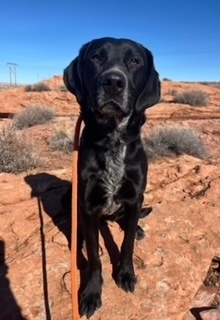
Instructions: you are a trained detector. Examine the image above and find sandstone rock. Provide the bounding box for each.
[0,86,79,118]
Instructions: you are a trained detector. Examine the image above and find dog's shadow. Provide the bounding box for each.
[25,173,72,247]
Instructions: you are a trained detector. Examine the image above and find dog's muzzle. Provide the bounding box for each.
[96,70,128,117]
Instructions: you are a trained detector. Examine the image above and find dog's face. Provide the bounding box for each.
[64,37,160,121]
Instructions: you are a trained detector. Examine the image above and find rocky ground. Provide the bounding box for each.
[0,78,220,319]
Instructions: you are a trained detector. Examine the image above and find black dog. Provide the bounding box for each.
[64,37,160,317]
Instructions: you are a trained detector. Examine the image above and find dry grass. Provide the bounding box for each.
[58,85,68,92]
[173,90,209,106]
[198,81,220,89]
[13,106,55,130]
[24,82,51,92]
[0,126,40,174]
[143,126,208,160]
[50,130,73,154]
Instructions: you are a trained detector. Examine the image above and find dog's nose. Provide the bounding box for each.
[101,72,126,95]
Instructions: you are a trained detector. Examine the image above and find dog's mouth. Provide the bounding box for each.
[98,100,124,117]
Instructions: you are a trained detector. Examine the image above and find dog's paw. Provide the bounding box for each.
[139,206,152,218]
[135,225,145,240]
[80,287,102,318]
[116,269,137,293]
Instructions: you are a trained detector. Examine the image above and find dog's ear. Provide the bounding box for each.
[63,57,82,101]
[63,42,90,104]
[135,49,161,113]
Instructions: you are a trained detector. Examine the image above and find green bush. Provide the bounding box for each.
[0,126,40,174]
[50,131,73,154]
[143,126,208,160]
[173,90,209,106]
[13,106,55,130]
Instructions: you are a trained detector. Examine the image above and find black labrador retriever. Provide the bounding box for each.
[64,37,160,317]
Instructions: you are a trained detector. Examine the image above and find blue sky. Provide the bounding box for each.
[1,0,220,84]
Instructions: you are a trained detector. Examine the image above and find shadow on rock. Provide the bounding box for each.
[0,239,27,319]
[24,172,88,269]
[190,306,217,320]
[24,173,72,247]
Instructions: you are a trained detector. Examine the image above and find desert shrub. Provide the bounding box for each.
[24,82,51,92]
[58,85,68,92]
[167,89,177,95]
[173,90,209,106]
[199,81,220,88]
[199,82,210,86]
[50,131,73,154]
[13,106,55,130]
[143,126,208,160]
[0,126,40,174]
[162,78,172,81]
[24,85,33,92]
[32,82,51,92]
[159,97,166,102]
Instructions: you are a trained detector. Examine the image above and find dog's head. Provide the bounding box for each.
[64,37,160,122]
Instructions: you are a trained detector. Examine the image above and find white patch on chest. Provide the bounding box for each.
[100,143,126,215]
[99,115,130,215]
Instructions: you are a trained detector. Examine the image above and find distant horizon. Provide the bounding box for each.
[1,64,220,85]
[1,77,220,87]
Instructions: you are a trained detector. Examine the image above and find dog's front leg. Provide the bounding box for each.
[80,211,103,318]
[116,203,139,293]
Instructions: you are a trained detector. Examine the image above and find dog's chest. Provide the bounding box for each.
[100,144,126,215]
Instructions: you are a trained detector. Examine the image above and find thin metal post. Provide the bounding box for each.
[7,63,18,86]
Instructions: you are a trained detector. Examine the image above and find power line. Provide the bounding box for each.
[7,62,18,86]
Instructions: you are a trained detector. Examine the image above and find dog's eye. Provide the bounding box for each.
[130,58,140,65]
[91,54,101,63]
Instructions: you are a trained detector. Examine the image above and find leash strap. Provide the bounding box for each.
[71,114,82,320]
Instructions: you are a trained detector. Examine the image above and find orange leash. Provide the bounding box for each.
[71,114,83,320]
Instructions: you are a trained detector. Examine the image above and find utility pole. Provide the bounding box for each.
[7,62,18,86]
